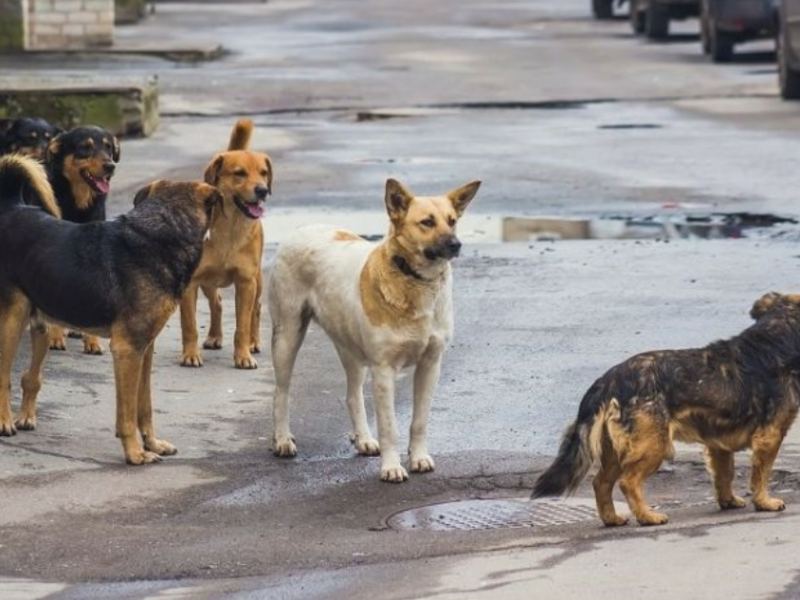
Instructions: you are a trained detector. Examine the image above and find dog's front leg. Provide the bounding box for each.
[15,322,51,431]
[372,365,407,482]
[233,276,259,369]
[137,343,177,457]
[0,297,29,436]
[180,284,203,367]
[409,343,444,473]
[751,424,791,511]
[111,336,159,465]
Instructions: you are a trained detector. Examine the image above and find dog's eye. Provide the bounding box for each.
[447,217,456,227]
[420,218,435,228]
[234,169,247,178]
[30,132,38,139]
[76,147,92,158]
[260,170,269,178]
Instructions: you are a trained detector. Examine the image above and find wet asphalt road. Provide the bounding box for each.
[4,0,800,598]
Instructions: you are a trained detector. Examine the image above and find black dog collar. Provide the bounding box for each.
[392,255,426,281]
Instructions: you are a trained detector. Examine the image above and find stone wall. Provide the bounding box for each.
[0,0,28,50]
[27,0,114,49]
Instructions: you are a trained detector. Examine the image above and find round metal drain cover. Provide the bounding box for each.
[387,497,616,531]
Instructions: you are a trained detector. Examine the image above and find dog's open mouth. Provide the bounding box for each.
[234,197,265,220]
[81,170,111,196]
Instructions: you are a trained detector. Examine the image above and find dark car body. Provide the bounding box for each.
[630,0,701,40]
[778,0,800,98]
[701,0,778,62]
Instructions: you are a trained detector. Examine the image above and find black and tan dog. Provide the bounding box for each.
[179,119,272,369]
[532,292,800,526]
[45,125,121,354]
[0,154,221,464]
[0,117,62,160]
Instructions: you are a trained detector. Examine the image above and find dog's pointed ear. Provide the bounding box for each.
[385,178,414,223]
[111,136,121,163]
[133,180,161,207]
[46,136,62,163]
[750,292,782,320]
[447,180,481,218]
[204,155,225,186]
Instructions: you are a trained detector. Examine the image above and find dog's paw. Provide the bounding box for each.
[719,496,747,510]
[381,464,409,483]
[410,454,435,473]
[49,337,67,351]
[180,353,203,367]
[273,435,297,458]
[83,337,104,355]
[250,343,261,354]
[234,354,258,369]
[14,413,36,431]
[203,337,223,350]
[636,511,669,526]
[0,415,17,436]
[602,514,630,527]
[144,437,178,456]
[755,496,786,512]
[125,449,163,465]
[350,433,380,456]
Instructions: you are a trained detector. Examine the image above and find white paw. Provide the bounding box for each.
[350,433,380,456]
[272,435,297,457]
[381,464,409,483]
[410,453,435,473]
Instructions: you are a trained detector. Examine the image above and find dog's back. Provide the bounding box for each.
[269,224,373,347]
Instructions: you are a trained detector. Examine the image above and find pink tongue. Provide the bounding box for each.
[94,178,110,195]
[246,203,264,219]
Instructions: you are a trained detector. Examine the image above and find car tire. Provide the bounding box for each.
[645,1,670,40]
[593,0,614,20]
[630,4,646,34]
[709,23,735,62]
[778,25,800,100]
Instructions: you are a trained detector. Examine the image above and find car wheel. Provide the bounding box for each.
[645,1,670,40]
[630,4,646,34]
[593,0,614,20]
[709,22,735,63]
[778,25,800,100]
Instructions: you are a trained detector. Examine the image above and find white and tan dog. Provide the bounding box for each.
[268,178,480,482]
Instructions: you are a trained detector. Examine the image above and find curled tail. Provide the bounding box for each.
[0,154,60,217]
[531,382,616,499]
[228,119,254,151]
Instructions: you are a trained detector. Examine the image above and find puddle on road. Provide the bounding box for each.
[263,210,796,244]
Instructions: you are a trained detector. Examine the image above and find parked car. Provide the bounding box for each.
[778,0,800,98]
[593,0,629,19]
[700,0,779,62]
[630,0,701,39]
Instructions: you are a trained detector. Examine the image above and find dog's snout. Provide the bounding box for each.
[103,161,116,176]
[445,237,461,257]
[255,185,270,200]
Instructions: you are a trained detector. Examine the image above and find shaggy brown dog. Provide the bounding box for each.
[180,119,272,369]
[0,154,220,464]
[532,292,800,526]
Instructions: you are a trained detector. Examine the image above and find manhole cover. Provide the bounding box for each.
[387,497,621,531]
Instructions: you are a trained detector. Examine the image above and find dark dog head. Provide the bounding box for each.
[0,117,62,160]
[203,150,273,220]
[133,179,224,225]
[750,293,800,321]
[47,126,120,208]
[384,178,481,269]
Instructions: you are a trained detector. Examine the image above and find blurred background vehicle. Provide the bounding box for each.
[593,0,629,19]
[630,0,701,39]
[778,0,800,98]
[700,0,778,62]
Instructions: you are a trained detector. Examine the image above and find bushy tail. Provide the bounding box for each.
[228,119,254,151]
[0,154,60,217]
[531,382,613,499]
